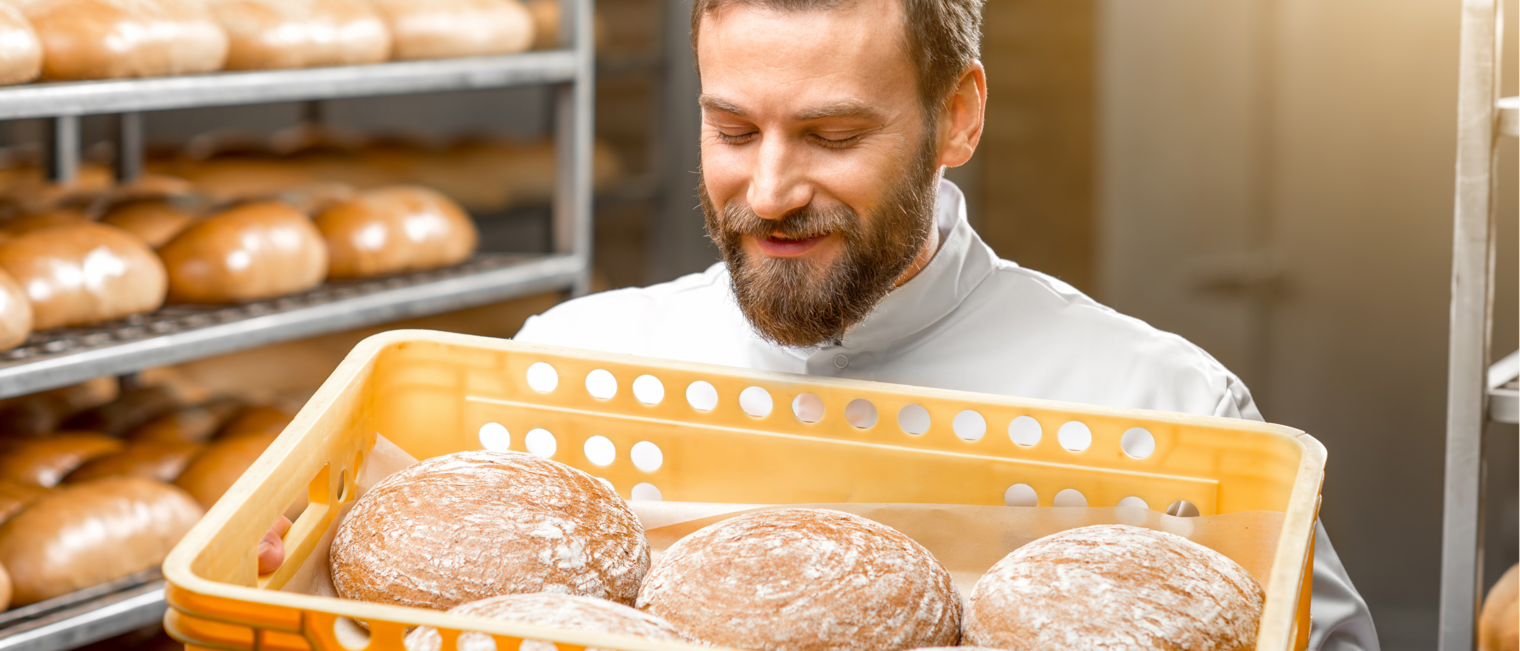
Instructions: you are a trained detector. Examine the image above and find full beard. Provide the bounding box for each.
[699,137,942,348]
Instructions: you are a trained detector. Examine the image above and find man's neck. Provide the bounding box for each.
[892,215,942,288]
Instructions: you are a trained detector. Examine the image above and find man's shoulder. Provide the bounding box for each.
[513,264,737,351]
[952,261,1258,418]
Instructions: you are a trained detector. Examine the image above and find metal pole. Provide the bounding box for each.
[115,112,143,183]
[1439,0,1503,648]
[45,115,79,184]
[553,0,596,295]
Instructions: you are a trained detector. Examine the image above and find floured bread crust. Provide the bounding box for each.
[330,450,650,610]
[404,592,682,651]
[965,524,1264,651]
[636,507,962,651]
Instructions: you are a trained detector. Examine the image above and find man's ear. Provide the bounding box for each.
[938,61,987,168]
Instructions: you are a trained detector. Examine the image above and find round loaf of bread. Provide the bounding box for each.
[0,222,167,329]
[636,508,961,650]
[0,432,124,487]
[159,201,328,303]
[64,440,203,483]
[368,0,534,61]
[210,0,391,70]
[965,524,1264,651]
[99,198,198,248]
[16,0,229,80]
[0,4,40,85]
[315,185,478,279]
[0,267,30,351]
[0,476,203,605]
[331,450,649,610]
[404,593,683,651]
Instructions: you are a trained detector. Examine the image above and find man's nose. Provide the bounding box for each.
[746,136,810,220]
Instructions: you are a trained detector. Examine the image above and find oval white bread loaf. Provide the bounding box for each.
[99,198,198,248]
[0,480,47,524]
[330,450,650,611]
[0,432,123,487]
[0,476,203,605]
[63,440,203,483]
[9,0,229,80]
[1481,564,1519,651]
[0,4,40,85]
[215,405,290,439]
[636,507,961,650]
[368,0,534,61]
[159,201,328,303]
[0,267,30,351]
[0,222,167,329]
[315,186,477,279]
[210,0,390,70]
[172,431,274,506]
[965,524,1264,651]
[405,593,683,651]
[127,398,245,444]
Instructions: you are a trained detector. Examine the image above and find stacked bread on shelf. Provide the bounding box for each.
[0,128,530,351]
[0,372,296,608]
[0,0,583,85]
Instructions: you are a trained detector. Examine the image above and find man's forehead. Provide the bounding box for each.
[696,0,913,120]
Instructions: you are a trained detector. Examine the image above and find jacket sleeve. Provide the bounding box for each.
[1211,382,1380,651]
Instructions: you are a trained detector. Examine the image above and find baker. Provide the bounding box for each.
[516,0,1378,649]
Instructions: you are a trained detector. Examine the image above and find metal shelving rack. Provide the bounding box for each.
[1440,0,1515,648]
[0,2,597,649]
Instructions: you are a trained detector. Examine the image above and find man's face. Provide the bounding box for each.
[696,0,941,348]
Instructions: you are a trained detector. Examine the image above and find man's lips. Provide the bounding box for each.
[754,233,830,257]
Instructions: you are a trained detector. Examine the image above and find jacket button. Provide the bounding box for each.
[833,354,848,368]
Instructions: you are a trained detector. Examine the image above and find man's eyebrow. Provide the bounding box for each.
[793,101,884,122]
[698,95,747,117]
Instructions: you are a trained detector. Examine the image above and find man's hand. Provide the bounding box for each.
[257,516,292,575]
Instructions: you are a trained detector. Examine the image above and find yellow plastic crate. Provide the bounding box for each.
[162,330,1325,651]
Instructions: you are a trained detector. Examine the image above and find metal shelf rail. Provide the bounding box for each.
[0,0,599,647]
[1439,0,1514,647]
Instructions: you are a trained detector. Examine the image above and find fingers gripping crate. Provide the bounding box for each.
[162,330,1325,651]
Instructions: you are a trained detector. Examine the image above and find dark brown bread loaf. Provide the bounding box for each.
[331,450,649,611]
[0,476,202,604]
[965,524,1264,651]
[405,593,683,651]
[636,508,962,651]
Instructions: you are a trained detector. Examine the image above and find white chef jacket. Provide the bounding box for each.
[515,180,1379,651]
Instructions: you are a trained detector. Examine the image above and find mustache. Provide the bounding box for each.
[721,202,860,241]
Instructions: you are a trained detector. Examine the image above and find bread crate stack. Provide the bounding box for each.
[0,0,598,647]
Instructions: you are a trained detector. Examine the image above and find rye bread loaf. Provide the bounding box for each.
[331,450,649,611]
[964,524,1264,651]
[404,593,683,651]
[636,508,962,650]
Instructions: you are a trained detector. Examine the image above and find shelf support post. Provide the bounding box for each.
[553,0,596,296]
[115,112,143,183]
[1439,0,1504,648]
[45,115,79,184]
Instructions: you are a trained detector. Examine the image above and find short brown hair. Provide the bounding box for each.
[690,0,984,117]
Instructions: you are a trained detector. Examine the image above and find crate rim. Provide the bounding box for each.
[162,329,1327,651]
